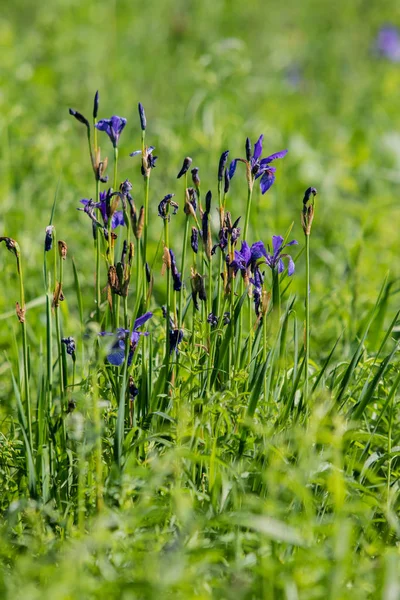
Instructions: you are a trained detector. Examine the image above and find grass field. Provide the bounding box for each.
[1,1,400,598]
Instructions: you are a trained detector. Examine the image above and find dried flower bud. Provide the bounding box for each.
[136,206,145,239]
[58,240,68,260]
[191,167,200,188]
[16,302,26,323]
[177,156,192,179]
[191,227,199,254]
[0,237,20,259]
[138,102,146,131]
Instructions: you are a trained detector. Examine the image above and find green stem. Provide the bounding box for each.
[179,214,189,328]
[243,185,253,241]
[304,233,310,405]
[17,255,32,447]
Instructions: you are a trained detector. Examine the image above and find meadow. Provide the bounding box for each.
[1,0,400,598]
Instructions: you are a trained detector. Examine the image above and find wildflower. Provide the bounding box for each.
[44,226,54,252]
[207,313,218,327]
[95,115,127,148]
[170,328,184,355]
[130,146,158,177]
[177,157,192,179]
[376,25,400,62]
[223,312,230,325]
[169,249,182,292]
[229,135,287,194]
[229,240,251,276]
[79,190,125,230]
[61,336,76,359]
[100,312,153,366]
[255,236,298,275]
[158,194,178,220]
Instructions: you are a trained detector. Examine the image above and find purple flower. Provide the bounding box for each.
[99,312,153,366]
[229,241,252,275]
[254,236,298,275]
[229,135,288,194]
[61,336,76,357]
[376,25,400,62]
[95,115,127,148]
[80,190,124,230]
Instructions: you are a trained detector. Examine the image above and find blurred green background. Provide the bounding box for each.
[1,0,400,351]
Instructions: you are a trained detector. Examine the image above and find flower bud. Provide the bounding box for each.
[69,108,90,129]
[218,150,229,181]
[138,102,146,131]
[93,91,99,119]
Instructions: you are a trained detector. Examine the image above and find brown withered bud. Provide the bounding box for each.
[190,269,207,311]
[92,147,109,183]
[0,237,20,259]
[58,240,68,259]
[261,290,271,317]
[162,246,171,275]
[52,282,64,308]
[136,206,145,239]
[108,265,119,292]
[16,302,26,323]
[184,187,197,219]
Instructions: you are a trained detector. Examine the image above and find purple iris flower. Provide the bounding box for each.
[229,135,287,194]
[376,25,400,62]
[255,235,298,275]
[80,190,124,230]
[95,115,127,148]
[99,312,153,366]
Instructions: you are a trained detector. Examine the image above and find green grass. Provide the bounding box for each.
[1,0,400,598]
